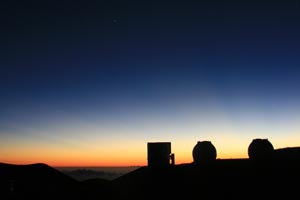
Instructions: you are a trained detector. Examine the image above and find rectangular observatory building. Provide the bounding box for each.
[147,142,173,167]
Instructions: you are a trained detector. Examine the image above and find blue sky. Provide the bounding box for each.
[1,0,300,166]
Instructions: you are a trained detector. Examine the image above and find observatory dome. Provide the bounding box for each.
[248,138,274,160]
[192,141,217,164]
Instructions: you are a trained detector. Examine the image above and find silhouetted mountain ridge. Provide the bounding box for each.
[2,151,300,200]
[0,162,112,200]
[112,157,300,199]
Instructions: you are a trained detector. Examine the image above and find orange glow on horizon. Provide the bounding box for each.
[2,131,299,167]
[1,152,249,167]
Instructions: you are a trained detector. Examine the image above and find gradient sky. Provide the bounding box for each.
[1,0,300,166]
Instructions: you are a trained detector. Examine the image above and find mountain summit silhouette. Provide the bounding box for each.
[2,139,300,200]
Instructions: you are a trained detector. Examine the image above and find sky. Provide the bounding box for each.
[1,0,300,167]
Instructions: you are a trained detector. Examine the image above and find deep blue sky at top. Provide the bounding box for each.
[1,0,300,132]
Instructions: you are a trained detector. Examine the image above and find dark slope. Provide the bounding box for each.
[274,147,300,160]
[0,162,77,183]
[0,162,80,199]
[0,162,113,200]
[112,158,300,200]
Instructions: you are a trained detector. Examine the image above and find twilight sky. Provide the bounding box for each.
[1,0,300,166]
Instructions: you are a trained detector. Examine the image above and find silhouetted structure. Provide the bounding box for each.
[248,138,274,160]
[170,153,175,165]
[192,141,217,164]
[147,142,174,167]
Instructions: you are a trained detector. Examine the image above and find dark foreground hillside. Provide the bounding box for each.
[113,158,300,200]
[1,157,300,200]
[0,162,110,200]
